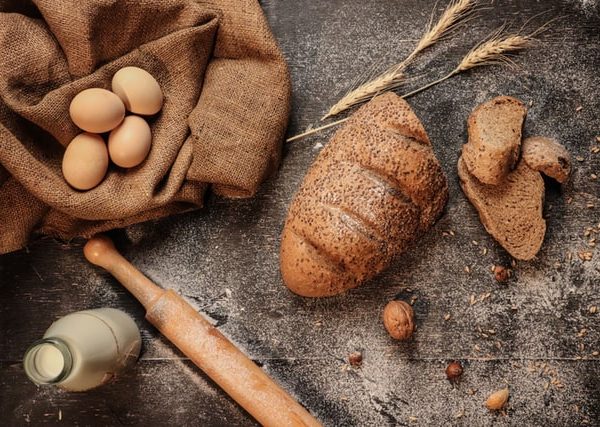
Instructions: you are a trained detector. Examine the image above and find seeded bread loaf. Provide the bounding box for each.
[462,96,527,185]
[280,92,448,297]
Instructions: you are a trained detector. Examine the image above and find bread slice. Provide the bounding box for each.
[462,96,527,185]
[521,136,571,183]
[458,156,546,260]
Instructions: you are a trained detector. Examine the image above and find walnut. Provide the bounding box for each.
[382,300,415,340]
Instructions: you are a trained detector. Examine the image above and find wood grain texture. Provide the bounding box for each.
[1,0,599,425]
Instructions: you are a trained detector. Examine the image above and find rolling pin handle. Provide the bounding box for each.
[84,235,163,309]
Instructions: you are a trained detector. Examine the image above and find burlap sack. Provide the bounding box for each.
[0,0,291,254]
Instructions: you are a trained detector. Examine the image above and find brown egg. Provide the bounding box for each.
[108,115,152,168]
[62,133,109,190]
[111,67,163,115]
[69,88,125,133]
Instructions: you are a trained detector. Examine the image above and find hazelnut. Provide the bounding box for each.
[493,265,510,282]
[382,300,415,340]
[348,351,363,367]
[485,387,509,410]
[446,361,463,382]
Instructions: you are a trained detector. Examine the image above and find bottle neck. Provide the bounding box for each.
[23,337,73,385]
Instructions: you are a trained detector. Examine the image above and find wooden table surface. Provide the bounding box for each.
[1,0,599,425]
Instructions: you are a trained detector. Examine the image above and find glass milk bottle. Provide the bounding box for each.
[23,308,141,391]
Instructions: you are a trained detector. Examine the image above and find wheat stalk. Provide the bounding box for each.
[288,29,533,143]
[321,0,474,121]
[410,0,476,62]
[402,30,532,98]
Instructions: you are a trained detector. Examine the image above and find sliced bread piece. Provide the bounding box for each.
[458,156,546,260]
[462,96,527,185]
[521,136,572,183]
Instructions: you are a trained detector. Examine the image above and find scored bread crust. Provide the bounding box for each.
[462,96,527,185]
[457,156,546,261]
[280,92,448,297]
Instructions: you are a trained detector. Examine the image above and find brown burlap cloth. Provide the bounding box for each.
[0,0,291,254]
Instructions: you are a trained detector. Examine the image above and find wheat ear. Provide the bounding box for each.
[321,0,475,120]
[287,29,533,143]
[402,30,532,98]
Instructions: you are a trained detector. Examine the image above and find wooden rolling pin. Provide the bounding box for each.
[84,235,321,427]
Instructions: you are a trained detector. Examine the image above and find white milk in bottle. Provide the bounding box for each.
[23,308,141,391]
